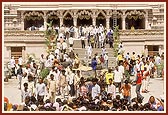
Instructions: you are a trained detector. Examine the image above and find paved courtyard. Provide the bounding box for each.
[3,75,165,105]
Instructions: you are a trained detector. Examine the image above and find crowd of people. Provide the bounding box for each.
[29,24,114,49]
[5,24,164,112]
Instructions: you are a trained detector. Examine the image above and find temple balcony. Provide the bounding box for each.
[4,29,164,43]
[119,29,164,42]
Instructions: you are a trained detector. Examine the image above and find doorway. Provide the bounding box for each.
[148,45,159,56]
[11,47,22,64]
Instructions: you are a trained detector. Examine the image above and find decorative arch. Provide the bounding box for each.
[77,10,93,26]
[96,10,106,18]
[96,12,106,27]
[24,11,44,20]
[111,10,122,18]
[47,11,60,27]
[110,10,123,29]
[63,12,73,27]
[23,11,44,30]
[77,10,93,19]
[47,11,60,19]
[126,10,145,20]
[63,10,73,18]
[125,10,145,29]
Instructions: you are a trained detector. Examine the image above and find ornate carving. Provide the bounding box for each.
[63,10,73,17]
[77,10,93,18]
[47,11,60,18]
[96,10,106,17]
[125,10,145,20]
[24,11,44,18]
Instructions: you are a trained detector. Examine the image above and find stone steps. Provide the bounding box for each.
[71,40,117,67]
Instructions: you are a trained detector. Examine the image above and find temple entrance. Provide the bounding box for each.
[125,14,145,29]
[24,16,44,30]
[96,13,106,27]
[63,13,73,27]
[77,17,92,26]
[110,17,122,30]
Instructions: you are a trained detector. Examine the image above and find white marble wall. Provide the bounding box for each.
[123,42,144,56]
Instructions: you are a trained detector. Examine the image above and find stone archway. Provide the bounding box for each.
[47,11,60,27]
[125,10,145,29]
[24,11,44,30]
[109,10,122,30]
[96,13,106,27]
[77,16,92,26]
[77,10,93,26]
[63,13,73,27]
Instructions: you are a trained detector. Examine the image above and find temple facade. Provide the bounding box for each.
[3,2,165,63]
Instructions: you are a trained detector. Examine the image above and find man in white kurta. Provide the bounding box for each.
[91,78,100,100]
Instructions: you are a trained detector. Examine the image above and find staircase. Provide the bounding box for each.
[72,40,116,68]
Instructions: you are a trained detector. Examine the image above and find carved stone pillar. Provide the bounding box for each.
[106,16,110,29]
[73,10,78,27]
[122,16,126,30]
[92,16,96,26]
[60,17,63,27]
[73,16,77,27]
[122,10,126,30]
[59,10,64,27]
[145,11,149,29]
[21,11,24,30]
[43,11,47,30]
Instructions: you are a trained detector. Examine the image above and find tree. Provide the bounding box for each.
[44,20,57,54]
[113,25,120,57]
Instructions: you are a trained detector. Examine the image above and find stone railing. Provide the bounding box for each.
[4,30,45,36]
[119,29,164,36]
[119,29,164,41]
[4,29,164,42]
[4,30,45,42]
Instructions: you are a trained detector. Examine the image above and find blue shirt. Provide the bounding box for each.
[91,60,97,70]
